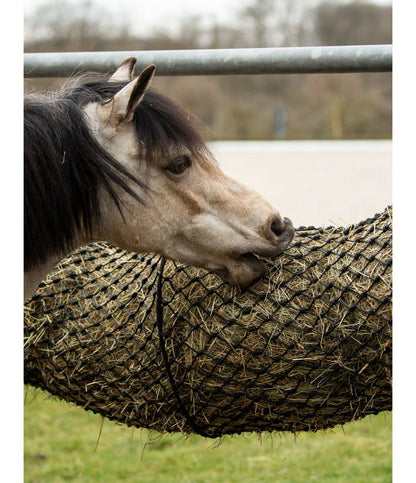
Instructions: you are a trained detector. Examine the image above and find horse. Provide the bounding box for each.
[24,57,294,301]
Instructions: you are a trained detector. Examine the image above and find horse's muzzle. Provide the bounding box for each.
[219,217,295,285]
[264,215,295,249]
[274,217,295,254]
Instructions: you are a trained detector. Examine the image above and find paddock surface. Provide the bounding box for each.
[210,140,392,227]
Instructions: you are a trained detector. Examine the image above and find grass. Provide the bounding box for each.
[24,387,391,482]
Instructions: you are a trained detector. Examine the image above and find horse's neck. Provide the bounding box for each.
[24,227,92,302]
[24,223,98,302]
[24,254,64,303]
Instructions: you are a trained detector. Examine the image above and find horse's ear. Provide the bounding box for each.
[101,64,156,124]
[109,57,137,82]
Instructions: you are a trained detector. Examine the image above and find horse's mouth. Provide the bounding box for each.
[237,252,267,268]
[211,252,267,286]
[213,223,295,286]
[237,252,269,281]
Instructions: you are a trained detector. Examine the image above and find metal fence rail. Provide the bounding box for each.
[24,44,392,78]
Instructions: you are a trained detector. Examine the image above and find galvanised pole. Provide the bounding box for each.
[24,44,392,78]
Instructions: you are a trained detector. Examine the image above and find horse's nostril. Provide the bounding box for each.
[270,216,286,237]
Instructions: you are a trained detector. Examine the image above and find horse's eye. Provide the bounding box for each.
[166,155,191,175]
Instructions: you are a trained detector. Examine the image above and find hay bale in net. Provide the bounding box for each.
[24,207,392,438]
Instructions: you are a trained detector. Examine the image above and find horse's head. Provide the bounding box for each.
[84,58,294,285]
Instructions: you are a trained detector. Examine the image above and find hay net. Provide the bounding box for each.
[24,207,392,438]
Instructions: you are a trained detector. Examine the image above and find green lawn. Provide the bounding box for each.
[24,387,391,482]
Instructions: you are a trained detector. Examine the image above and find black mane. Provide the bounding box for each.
[68,80,209,162]
[24,77,209,272]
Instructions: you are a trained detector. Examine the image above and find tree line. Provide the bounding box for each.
[25,0,392,140]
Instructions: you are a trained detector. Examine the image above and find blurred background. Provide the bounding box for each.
[24,0,391,141]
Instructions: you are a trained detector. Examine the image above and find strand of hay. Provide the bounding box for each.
[24,207,392,437]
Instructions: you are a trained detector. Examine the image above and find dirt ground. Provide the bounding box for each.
[211,140,392,228]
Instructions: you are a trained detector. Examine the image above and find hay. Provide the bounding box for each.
[24,207,392,438]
